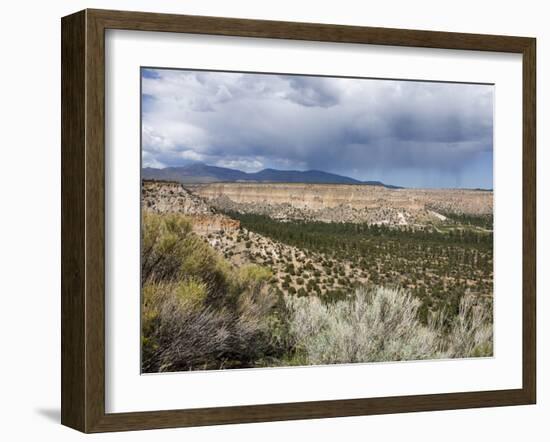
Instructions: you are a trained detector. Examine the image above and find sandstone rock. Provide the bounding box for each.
[141,181,240,234]
[186,182,492,225]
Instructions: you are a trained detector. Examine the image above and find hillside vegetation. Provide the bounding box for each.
[141,211,492,372]
[223,212,493,327]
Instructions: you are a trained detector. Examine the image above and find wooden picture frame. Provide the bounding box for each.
[61,8,536,433]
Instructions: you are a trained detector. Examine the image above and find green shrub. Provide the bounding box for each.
[141,212,278,372]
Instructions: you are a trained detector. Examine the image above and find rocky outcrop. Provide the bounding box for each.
[142,181,213,215]
[187,214,240,235]
[142,181,240,234]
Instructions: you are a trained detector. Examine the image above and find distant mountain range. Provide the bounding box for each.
[142,163,403,189]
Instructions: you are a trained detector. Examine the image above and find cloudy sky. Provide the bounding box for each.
[141,68,493,189]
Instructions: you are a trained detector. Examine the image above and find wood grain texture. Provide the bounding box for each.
[61,8,537,433]
[89,8,532,52]
[84,9,107,433]
[522,38,537,403]
[61,10,86,431]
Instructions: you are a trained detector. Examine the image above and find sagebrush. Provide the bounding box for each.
[141,211,492,372]
[284,287,492,365]
[141,212,278,371]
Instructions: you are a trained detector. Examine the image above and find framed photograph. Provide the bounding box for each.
[61,9,536,433]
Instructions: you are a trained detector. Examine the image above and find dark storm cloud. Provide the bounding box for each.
[141,69,493,187]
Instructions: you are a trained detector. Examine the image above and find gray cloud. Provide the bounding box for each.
[141,68,493,188]
[284,76,340,108]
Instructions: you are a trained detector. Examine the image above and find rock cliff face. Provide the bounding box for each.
[142,180,493,229]
[185,214,240,235]
[142,181,213,215]
[142,181,240,234]
[186,183,492,225]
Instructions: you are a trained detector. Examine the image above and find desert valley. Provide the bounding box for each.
[141,169,493,372]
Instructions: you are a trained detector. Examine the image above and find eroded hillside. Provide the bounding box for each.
[142,181,240,235]
[142,180,493,313]
[186,182,492,225]
[142,180,363,296]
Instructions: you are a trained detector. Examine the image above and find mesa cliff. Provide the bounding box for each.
[185,182,492,225]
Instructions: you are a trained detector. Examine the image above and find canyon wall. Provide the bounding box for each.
[187,182,493,219]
